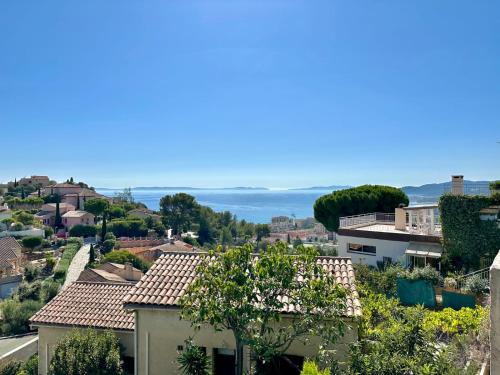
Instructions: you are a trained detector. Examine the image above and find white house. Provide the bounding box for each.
[336,205,443,269]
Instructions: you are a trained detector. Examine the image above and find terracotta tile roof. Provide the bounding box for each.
[78,268,129,283]
[150,240,196,253]
[62,210,93,218]
[0,237,22,262]
[30,282,134,331]
[124,252,361,316]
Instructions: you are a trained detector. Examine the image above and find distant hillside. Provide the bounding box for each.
[401,180,492,197]
[290,185,351,191]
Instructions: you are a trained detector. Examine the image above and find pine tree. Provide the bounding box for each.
[89,244,95,264]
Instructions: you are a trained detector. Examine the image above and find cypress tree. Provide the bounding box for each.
[21,187,26,199]
[101,214,107,242]
[89,244,95,264]
[54,202,62,230]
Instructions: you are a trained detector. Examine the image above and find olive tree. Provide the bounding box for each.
[181,243,348,375]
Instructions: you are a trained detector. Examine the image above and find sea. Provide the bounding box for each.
[95,189,334,224]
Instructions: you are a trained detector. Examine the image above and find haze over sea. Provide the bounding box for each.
[96,188,334,224]
[96,188,427,224]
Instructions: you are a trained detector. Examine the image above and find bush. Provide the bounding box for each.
[44,253,56,273]
[44,226,54,238]
[23,264,40,282]
[354,264,404,296]
[21,355,38,375]
[69,225,97,238]
[462,274,488,295]
[0,362,21,375]
[0,299,42,335]
[301,361,330,375]
[16,280,42,302]
[101,239,116,254]
[443,277,458,289]
[48,329,123,375]
[21,236,43,252]
[12,211,34,226]
[40,280,61,303]
[402,266,442,286]
[177,338,210,375]
[66,237,83,247]
[103,250,151,272]
[104,232,116,241]
[53,243,80,282]
[423,307,488,341]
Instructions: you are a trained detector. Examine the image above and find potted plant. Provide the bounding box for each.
[443,276,458,291]
[461,274,488,305]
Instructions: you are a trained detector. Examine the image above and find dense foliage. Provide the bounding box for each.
[177,338,211,375]
[21,236,43,252]
[439,194,500,271]
[68,224,97,238]
[0,299,42,335]
[181,243,347,375]
[314,185,409,232]
[102,250,151,272]
[53,240,81,282]
[48,329,123,375]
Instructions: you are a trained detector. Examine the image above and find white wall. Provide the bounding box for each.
[337,234,408,267]
[0,228,44,238]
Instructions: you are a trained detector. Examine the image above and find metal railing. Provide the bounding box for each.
[339,212,395,229]
[443,182,493,196]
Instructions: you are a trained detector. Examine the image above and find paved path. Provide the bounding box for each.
[62,244,90,289]
[0,335,37,357]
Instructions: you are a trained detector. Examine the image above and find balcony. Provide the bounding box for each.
[339,212,395,229]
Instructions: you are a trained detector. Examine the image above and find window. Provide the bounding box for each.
[347,243,376,255]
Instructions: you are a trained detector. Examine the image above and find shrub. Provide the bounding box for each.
[402,266,442,286]
[44,226,54,238]
[301,361,330,375]
[462,274,488,295]
[16,280,42,302]
[53,243,80,282]
[0,299,42,335]
[44,253,56,273]
[104,232,116,241]
[21,355,38,375]
[12,211,34,226]
[24,264,40,282]
[40,280,61,303]
[443,277,458,289]
[66,237,83,247]
[22,236,43,252]
[103,250,151,272]
[101,239,116,254]
[0,362,21,375]
[48,329,123,375]
[69,225,97,238]
[12,222,24,231]
[423,307,488,341]
[177,338,211,375]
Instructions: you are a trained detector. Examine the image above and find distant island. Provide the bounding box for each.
[289,185,352,191]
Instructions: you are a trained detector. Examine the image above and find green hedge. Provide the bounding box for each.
[439,194,500,271]
[53,241,81,282]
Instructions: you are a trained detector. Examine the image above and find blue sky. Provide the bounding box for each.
[1,1,499,188]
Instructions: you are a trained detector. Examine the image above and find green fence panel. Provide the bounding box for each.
[396,278,436,308]
[442,290,476,310]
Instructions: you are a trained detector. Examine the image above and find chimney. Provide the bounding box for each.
[124,262,133,281]
[451,175,464,195]
[395,206,407,231]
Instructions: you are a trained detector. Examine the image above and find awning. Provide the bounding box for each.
[405,241,443,258]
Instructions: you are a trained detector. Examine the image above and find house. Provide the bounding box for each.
[270,216,295,233]
[123,252,361,375]
[122,240,199,263]
[41,183,111,210]
[78,262,143,283]
[0,237,24,298]
[62,210,95,230]
[336,205,443,268]
[122,247,163,263]
[35,203,76,227]
[30,282,135,375]
[9,175,50,187]
[149,239,198,253]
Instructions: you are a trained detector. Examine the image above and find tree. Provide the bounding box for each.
[314,185,409,232]
[89,243,96,264]
[23,263,40,282]
[84,198,110,218]
[102,250,150,272]
[160,193,200,235]
[13,211,34,226]
[177,338,211,375]
[255,224,270,242]
[181,243,347,375]
[101,214,107,240]
[0,299,42,335]
[22,236,43,252]
[54,202,62,229]
[48,329,123,375]
[101,239,115,254]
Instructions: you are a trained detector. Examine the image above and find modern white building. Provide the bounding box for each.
[336,205,443,269]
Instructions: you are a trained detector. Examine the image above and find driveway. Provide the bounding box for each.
[62,244,90,289]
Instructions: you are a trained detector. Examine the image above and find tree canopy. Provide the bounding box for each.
[314,185,409,232]
[84,198,110,217]
[181,243,348,375]
[160,193,199,235]
[102,250,151,272]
